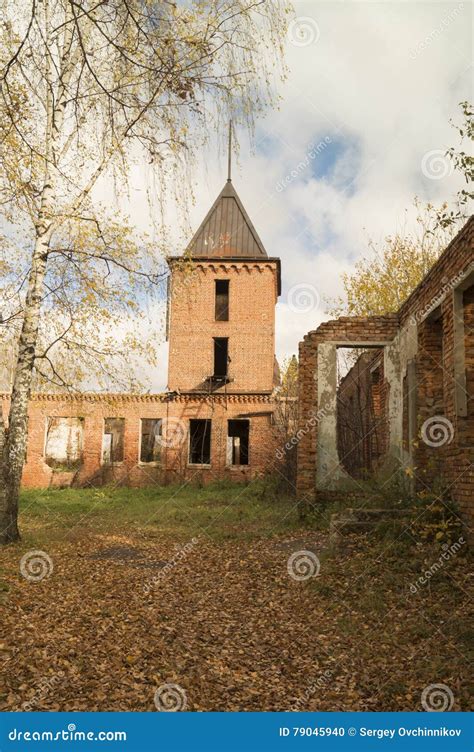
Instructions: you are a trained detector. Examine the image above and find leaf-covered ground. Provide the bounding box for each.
[0,483,472,711]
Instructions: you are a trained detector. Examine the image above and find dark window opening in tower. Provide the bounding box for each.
[189,419,211,465]
[213,337,229,377]
[227,420,249,465]
[215,279,229,320]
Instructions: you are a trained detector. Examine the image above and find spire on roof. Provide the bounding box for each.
[186,121,267,258]
[227,120,232,182]
[187,181,267,258]
[187,181,267,259]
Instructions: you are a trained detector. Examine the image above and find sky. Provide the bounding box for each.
[101,0,473,392]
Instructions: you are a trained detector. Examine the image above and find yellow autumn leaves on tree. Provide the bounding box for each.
[328,201,457,317]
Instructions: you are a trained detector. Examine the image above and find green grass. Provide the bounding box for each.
[19,479,303,544]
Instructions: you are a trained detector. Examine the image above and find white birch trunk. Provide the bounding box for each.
[0,2,74,543]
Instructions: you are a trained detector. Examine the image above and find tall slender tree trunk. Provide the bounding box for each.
[0,410,13,541]
[0,0,74,544]
[0,229,51,544]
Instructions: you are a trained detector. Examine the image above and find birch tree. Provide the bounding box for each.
[0,0,288,542]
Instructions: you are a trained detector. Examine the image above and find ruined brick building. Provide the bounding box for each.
[297,217,473,527]
[1,175,281,488]
[0,164,472,532]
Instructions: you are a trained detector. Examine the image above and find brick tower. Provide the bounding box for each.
[165,169,281,479]
[10,158,282,489]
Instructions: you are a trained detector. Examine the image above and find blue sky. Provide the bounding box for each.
[98,0,473,391]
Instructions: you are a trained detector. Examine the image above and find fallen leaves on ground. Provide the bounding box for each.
[0,527,472,712]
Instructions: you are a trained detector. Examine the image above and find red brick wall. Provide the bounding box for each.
[337,349,388,477]
[415,314,446,482]
[1,393,279,488]
[296,217,474,528]
[297,315,399,498]
[168,260,278,393]
[453,283,474,522]
[2,247,282,490]
[398,220,473,525]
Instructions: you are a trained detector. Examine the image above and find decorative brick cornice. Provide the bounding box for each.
[167,256,281,295]
[192,261,277,276]
[0,391,275,405]
[171,392,274,404]
[0,392,169,403]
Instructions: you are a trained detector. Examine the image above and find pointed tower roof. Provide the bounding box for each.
[187,180,268,258]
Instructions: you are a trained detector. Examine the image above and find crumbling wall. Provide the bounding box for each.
[297,217,474,528]
[297,316,399,495]
[0,392,279,488]
[396,219,474,524]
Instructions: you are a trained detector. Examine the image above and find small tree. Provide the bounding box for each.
[274,355,299,486]
[327,201,455,317]
[0,0,289,543]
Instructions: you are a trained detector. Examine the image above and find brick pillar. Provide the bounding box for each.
[454,284,474,523]
[415,313,446,487]
[296,335,318,501]
[79,412,104,484]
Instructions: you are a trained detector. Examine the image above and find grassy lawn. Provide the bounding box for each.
[0,481,472,711]
[18,479,302,543]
